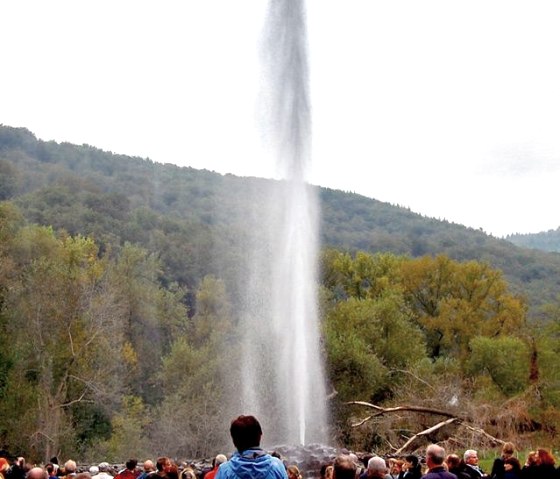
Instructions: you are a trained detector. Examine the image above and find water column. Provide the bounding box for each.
[238,0,329,445]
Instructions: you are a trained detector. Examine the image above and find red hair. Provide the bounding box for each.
[537,448,556,466]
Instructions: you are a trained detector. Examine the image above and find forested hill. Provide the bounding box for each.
[1,124,559,313]
[507,229,560,253]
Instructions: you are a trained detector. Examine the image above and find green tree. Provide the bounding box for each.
[466,336,530,397]
[0,225,124,461]
[109,243,188,403]
[400,255,526,359]
[95,395,150,462]
[325,294,425,402]
[150,276,234,458]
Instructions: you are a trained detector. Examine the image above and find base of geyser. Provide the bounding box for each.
[271,444,341,477]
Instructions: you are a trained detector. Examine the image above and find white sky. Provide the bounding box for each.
[2,1,560,237]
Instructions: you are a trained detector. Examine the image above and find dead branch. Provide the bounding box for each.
[395,417,461,454]
[352,415,374,427]
[461,423,504,445]
[348,401,507,454]
[346,401,458,419]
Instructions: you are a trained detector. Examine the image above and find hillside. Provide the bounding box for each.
[507,229,560,253]
[1,124,560,314]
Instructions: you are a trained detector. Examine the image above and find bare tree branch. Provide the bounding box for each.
[59,390,90,408]
[352,415,374,427]
[348,401,507,453]
[461,423,504,445]
[395,417,461,454]
[346,401,458,419]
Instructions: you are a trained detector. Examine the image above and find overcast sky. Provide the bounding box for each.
[2,1,560,237]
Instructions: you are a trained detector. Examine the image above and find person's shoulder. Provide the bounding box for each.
[267,457,287,478]
[425,470,457,479]
[216,460,234,478]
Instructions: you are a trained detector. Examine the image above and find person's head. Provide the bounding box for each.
[464,450,478,466]
[75,474,91,479]
[525,452,538,467]
[325,466,334,479]
[333,455,357,479]
[214,455,227,468]
[64,461,77,475]
[27,468,48,479]
[126,460,138,472]
[98,463,110,473]
[388,459,402,475]
[404,455,419,471]
[156,458,172,473]
[179,468,194,479]
[501,443,515,459]
[367,457,387,478]
[287,466,301,479]
[165,465,180,479]
[0,458,9,474]
[89,467,99,476]
[537,449,555,467]
[230,415,263,452]
[445,455,463,471]
[426,445,446,469]
[143,461,155,473]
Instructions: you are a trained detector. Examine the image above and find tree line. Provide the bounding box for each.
[2,125,560,314]
[2,202,560,463]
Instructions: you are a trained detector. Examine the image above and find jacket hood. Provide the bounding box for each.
[228,449,280,479]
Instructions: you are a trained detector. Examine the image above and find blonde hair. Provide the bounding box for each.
[502,442,515,457]
[181,468,196,479]
[288,466,302,479]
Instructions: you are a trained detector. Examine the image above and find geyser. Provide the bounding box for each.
[236,0,329,445]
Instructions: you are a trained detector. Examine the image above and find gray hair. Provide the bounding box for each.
[464,450,477,462]
[427,444,446,465]
[367,457,388,475]
[215,455,227,466]
[27,468,48,479]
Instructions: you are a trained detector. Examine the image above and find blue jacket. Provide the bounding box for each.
[216,449,287,479]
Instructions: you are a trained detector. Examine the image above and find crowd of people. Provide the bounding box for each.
[327,443,559,479]
[1,416,559,479]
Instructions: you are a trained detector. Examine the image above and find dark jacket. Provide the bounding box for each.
[490,459,505,479]
[399,467,423,479]
[424,467,458,479]
[449,466,471,479]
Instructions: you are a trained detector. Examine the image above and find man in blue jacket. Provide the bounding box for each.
[216,415,288,479]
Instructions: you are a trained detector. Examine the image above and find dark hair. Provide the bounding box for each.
[156,458,171,473]
[230,415,263,451]
[405,455,419,468]
[333,455,357,479]
[446,455,463,470]
[126,460,138,471]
